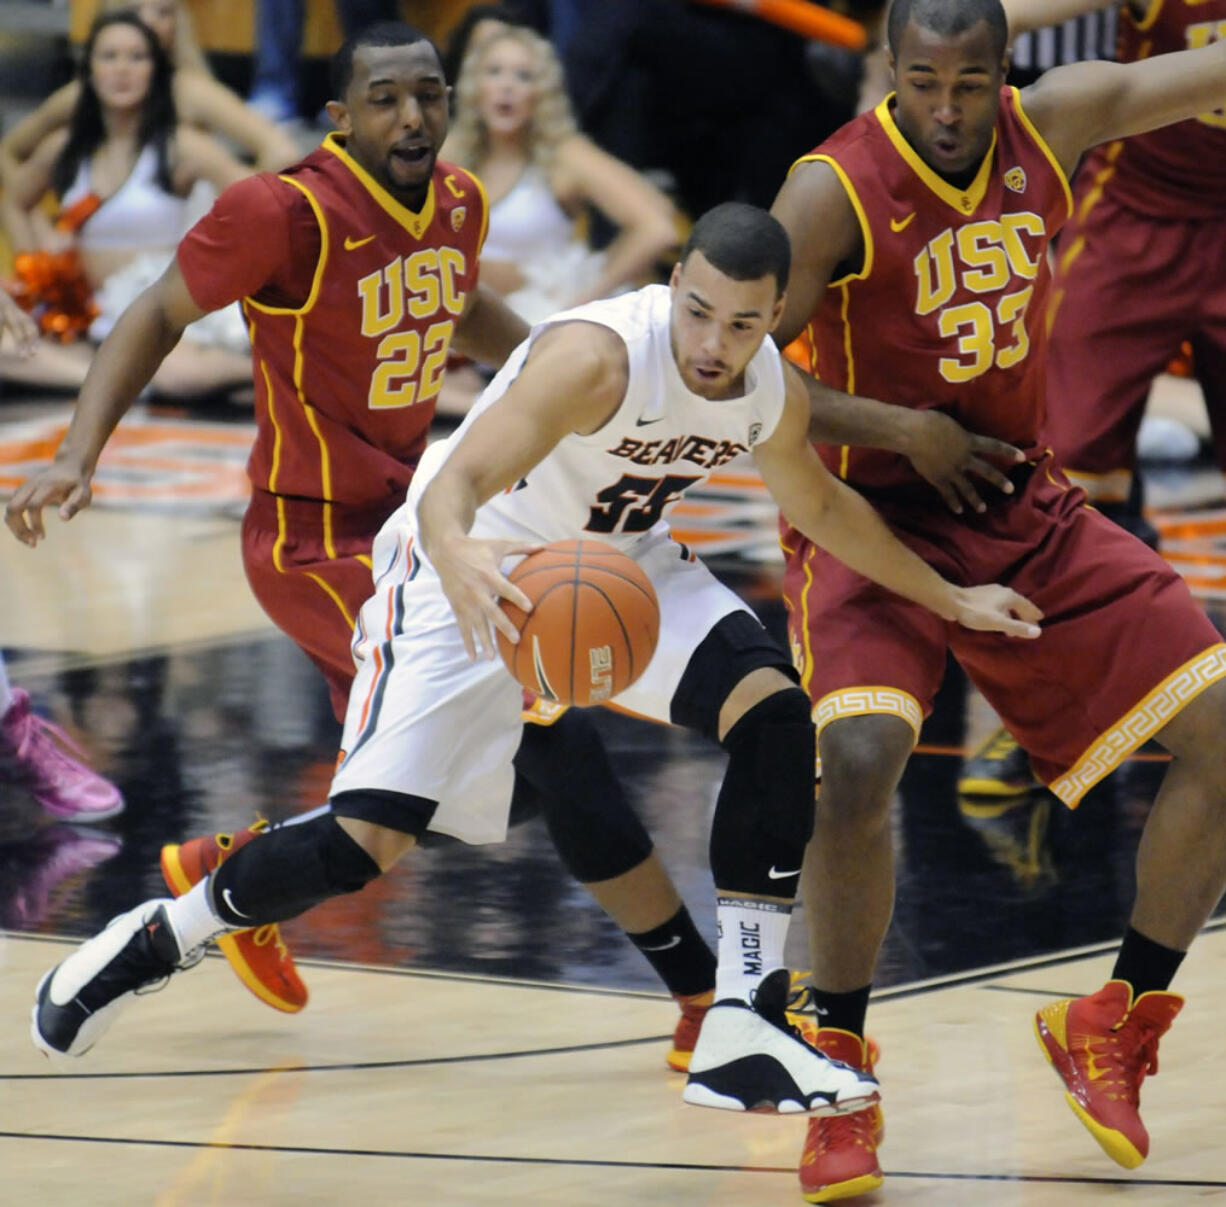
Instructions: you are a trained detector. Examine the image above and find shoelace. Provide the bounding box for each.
[803,1108,878,1160]
[250,923,291,960]
[1092,1018,1163,1103]
[8,710,93,787]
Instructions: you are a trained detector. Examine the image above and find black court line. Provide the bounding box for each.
[0,1033,670,1081]
[2,1132,1224,1189]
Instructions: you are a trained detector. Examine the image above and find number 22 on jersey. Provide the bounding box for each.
[358,247,468,409]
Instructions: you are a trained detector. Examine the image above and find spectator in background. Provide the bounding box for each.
[0,0,299,181]
[247,0,399,123]
[445,25,677,325]
[0,12,252,396]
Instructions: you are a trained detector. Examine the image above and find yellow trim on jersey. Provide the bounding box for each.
[467,169,491,254]
[301,399,337,559]
[355,553,373,570]
[814,686,924,739]
[1052,644,1226,807]
[303,570,356,629]
[1008,87,1074,220]
[322,132,436,241]
[839,283,855,394]
[1046,142,1121,330]
[789,154,875,286]
[1133,0,1164,34]
[875,94,996,215]
[243,175,330,317]
[798,554,817,698]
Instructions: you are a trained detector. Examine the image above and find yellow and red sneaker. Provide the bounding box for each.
[160,820,308,1014]
[1035,979,1182,1168]
[799,1029,884,1203]
[666,990,714,1072]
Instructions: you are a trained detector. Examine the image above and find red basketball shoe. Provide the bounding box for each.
[1035,979,1182,1168]
[799,1029,884,1203]
[160,820,308,1013]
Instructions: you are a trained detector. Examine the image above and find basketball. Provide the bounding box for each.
[497,539,660,706]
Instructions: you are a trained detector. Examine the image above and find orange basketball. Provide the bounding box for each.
[497,539,660,707]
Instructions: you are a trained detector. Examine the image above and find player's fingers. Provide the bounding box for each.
[933,478,963,514]
[492,575,533,614]
[1009,592,1044,623]
[970,435,1025,464]
[28,504,47,543]
[996,615,1042,639]
[952,473,987,514]
[964,457,1014,495]
[4,502,36,545]
[488,603,522,646]
[60,482,91,521]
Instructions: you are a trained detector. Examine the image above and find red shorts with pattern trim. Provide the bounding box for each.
[781,456,1226,805]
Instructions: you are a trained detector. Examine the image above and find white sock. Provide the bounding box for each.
[714,898,793,1003]
[163,880,236,952]
[0,655,13,715]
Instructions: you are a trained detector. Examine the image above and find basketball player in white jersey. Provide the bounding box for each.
[32,204,1040,1120]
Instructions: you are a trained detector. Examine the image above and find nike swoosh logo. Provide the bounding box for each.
[222,887,252,919]
[635,415,665,427]
[767,866,801,879]
[640,935,681,952]
[344,234,376,251]
[890,213,916,232]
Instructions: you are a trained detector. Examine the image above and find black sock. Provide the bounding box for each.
[627,905,717,998]
[810,983,872,1037]
[1112,926,1185,997]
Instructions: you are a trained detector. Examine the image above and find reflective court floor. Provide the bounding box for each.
[3,392,1226,1204]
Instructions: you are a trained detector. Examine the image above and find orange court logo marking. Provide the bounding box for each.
[0,413,253,513]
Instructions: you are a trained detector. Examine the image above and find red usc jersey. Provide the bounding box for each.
[1087,0,1226,218]
[179,133,487,517]
[796,88,1071,501]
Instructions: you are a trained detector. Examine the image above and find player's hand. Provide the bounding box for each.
[5,459,94,546]
[950,584,1043,639]
[433,534,541,661]
[905,410,1025,515]
[0,292,38,357]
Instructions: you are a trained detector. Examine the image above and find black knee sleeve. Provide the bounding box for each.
[209,813,382,926]
[710,687,816,900]
[670,611,797,741]
[513,709,653,883]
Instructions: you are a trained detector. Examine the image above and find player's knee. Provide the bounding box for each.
[330,788,436,868]
[818,714,913,816]
[670,611,798,742]
[721,686,816,850]
[517,710,654,882]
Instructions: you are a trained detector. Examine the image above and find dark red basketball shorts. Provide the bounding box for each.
[242,490,387,720]
[1046,191,1226,498]
[783,457,1226,805]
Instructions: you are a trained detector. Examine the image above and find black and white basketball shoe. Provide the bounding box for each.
[32,899,204,1059]
[682,968,880,1115]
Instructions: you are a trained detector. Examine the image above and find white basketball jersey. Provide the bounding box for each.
[409,284,787,550]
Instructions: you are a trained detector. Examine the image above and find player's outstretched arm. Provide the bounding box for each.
[1002,0,1115,37]
[452,283,530,369]
[417,321,627,660]
[4,261,204,546]
[755,370,1043,639]
[1023,39,1226,175]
